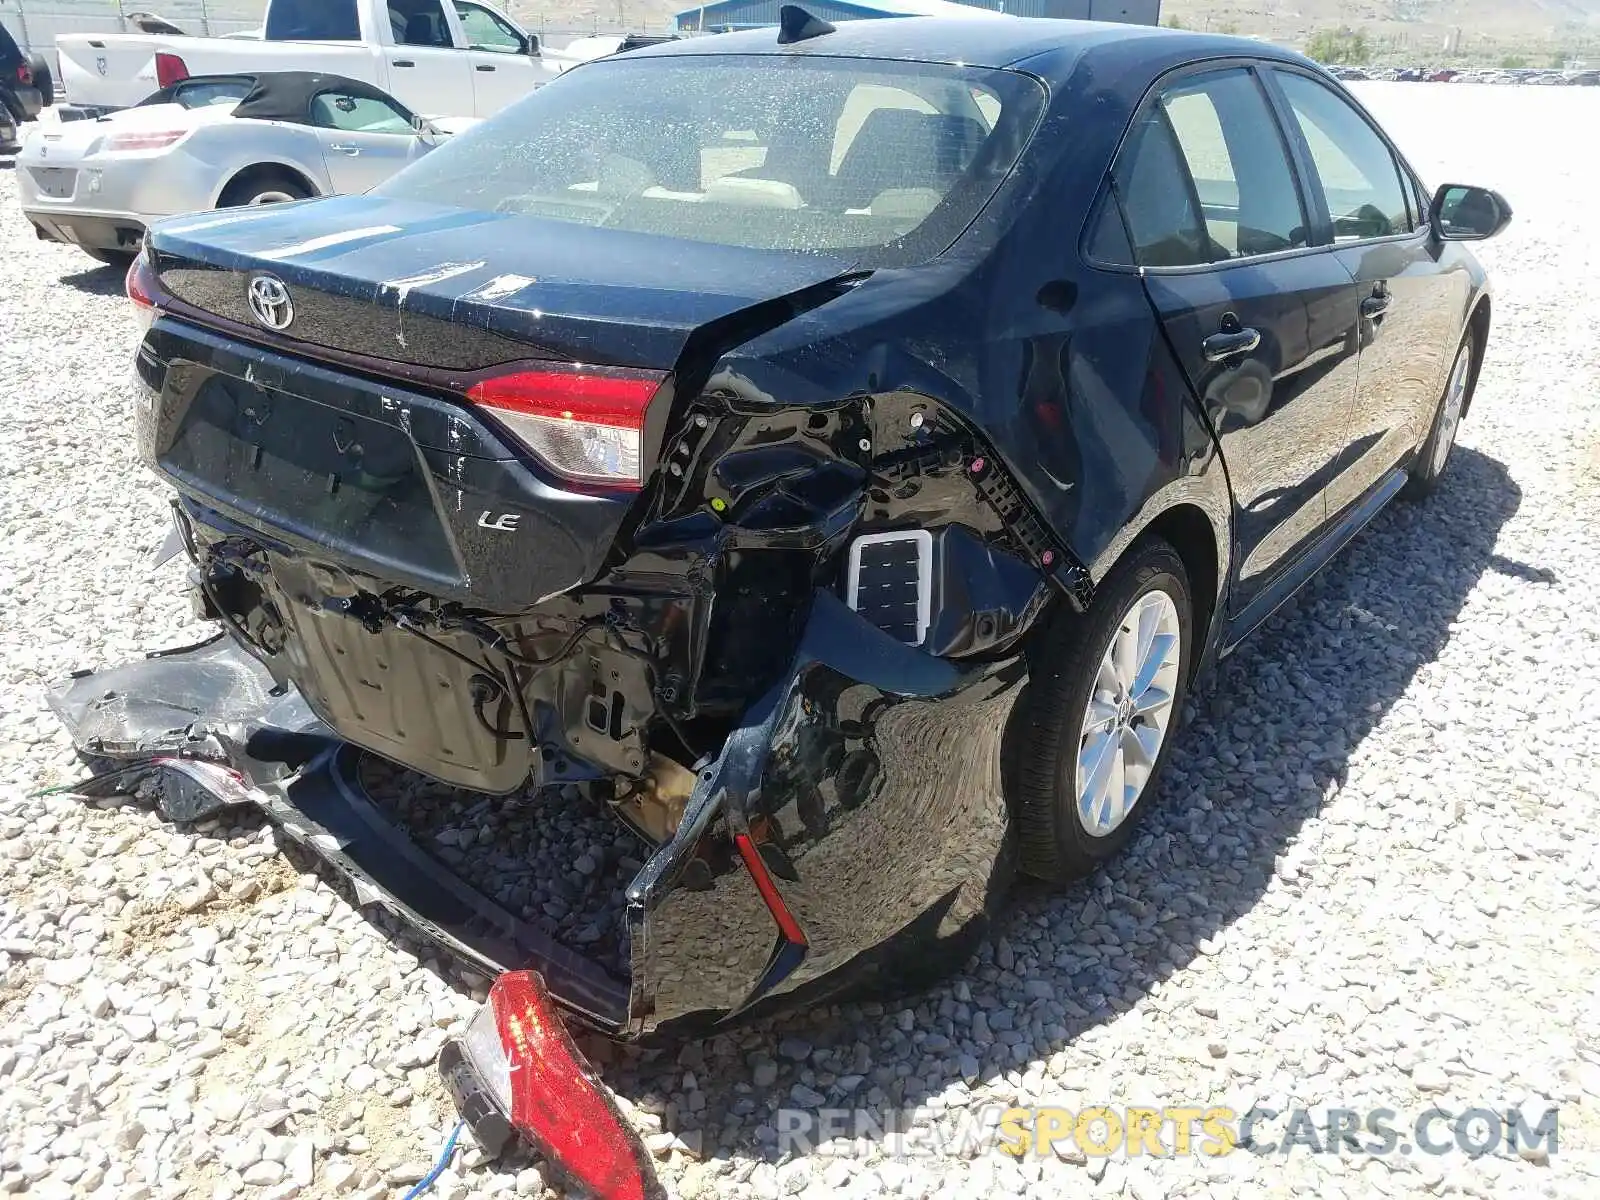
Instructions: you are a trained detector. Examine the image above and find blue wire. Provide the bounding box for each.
[401,1121,467,1200]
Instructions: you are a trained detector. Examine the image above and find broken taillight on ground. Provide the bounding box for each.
[445,972,663,1200]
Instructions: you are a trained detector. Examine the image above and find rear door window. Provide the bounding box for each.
[1159,69,1308,260]
[1106,108,1209,267]
[1107,68,1305,272]
[1106,67,1308,267]
[1272,70,1413,241]
[264,0,361,40]
[390,0,453,47]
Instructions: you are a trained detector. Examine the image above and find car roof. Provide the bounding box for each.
[622,15,1305,81]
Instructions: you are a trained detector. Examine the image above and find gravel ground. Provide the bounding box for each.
[3,81,1600,1200]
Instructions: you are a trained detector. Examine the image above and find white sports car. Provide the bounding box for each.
[17,71,471,265]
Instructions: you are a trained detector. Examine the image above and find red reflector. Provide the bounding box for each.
[127,255,159,332]
[155,52,190,88]
[466,365,666,490]
[734,831,808,947]
[489,972,662,1200]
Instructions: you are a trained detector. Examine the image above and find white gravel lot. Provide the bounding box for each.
[2,81,1599,1200]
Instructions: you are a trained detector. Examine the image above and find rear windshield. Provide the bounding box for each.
[374,54,1047,266]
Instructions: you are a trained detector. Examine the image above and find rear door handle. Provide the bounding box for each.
[1361,294,1392,319]
[1202,327,1262,362]
[328,143,361,155]
[476,64,496,72]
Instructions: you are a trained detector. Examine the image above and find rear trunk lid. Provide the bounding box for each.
[146,195,860,372]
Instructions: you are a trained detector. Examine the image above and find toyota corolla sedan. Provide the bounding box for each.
[57,12,1507,1193]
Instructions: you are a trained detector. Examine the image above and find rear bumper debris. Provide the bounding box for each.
[46,636,631,1031]
[446,972,664,1200]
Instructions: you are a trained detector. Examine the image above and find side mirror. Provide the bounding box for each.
[525,33,541,57]
[411,113,439,146]
[1431,184,1512,241]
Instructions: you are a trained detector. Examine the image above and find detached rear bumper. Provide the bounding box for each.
[48,588,1023,1037]
[47,636,632,1031]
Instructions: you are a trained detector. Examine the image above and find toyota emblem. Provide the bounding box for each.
[247,275,294,331]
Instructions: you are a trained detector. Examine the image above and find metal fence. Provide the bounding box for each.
[1,1,259,57]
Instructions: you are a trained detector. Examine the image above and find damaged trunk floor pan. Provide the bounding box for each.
[357,758,639,982]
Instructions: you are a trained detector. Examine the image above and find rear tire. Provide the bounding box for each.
[1015,539,1193,884]
[1404,328,1476,500]
[28,55,55,111]
[218,170,311,209]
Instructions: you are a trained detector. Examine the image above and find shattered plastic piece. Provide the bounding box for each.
[46,637,630,1030]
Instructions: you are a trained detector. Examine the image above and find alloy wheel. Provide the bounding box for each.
[1075,588,1182,837]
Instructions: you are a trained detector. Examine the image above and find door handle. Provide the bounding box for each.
[1202,327,1261,362]
[476,64,496,71]
[1360,294,1392,319]
[328,143,361,155]
[393,59,415,67]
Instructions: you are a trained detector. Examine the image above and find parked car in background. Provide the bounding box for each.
[19,72,469,265]
[546,32,681,71]
[56,0,556,119]
[1,18,43,127]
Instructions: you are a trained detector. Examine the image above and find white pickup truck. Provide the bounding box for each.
[57,0,568,119]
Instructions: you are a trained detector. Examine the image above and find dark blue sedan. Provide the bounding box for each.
[109,0,1506,1098]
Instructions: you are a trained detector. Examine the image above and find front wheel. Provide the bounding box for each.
[1404,329,1476,499]
[1015,539,1193,884]
[28,55,55,110]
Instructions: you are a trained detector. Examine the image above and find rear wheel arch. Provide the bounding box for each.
[1082,489,1231,675]
[1463,294,1491,419]
[215,163,320,209]
[1143,503,1222,672]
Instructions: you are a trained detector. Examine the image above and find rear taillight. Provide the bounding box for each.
[460,972,661,1200]
[16,62,31,86]
[127,253,159,333]
[154,51,189,88]
[106,129,188,152]
[466,365,667,490]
